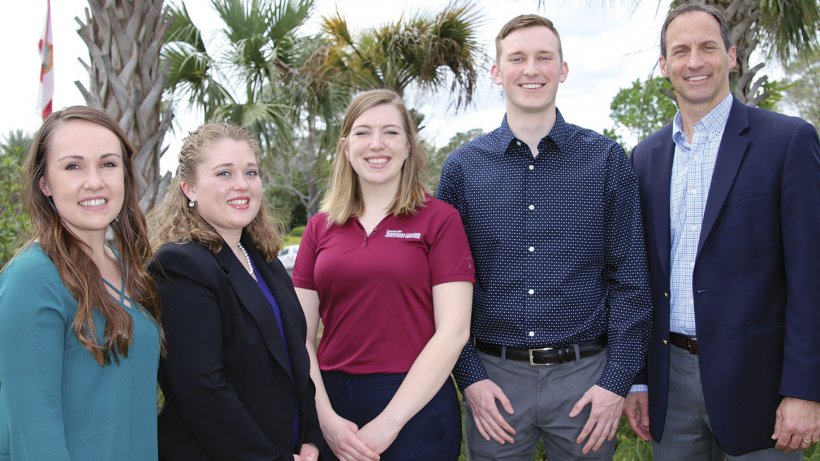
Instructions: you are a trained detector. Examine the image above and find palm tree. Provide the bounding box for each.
[164,0,335,217]
[75,0,173,210]
[320,0,485,111]
[164,0,486,219]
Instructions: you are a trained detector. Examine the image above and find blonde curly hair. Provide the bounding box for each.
[147,123,283,260]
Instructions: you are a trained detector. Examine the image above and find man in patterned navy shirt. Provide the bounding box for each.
[436,14,651,461]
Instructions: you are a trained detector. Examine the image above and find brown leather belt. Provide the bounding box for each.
[669,332,698,354]
[475,340,604,366]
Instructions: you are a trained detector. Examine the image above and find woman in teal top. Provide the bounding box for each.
[0,106,162,461]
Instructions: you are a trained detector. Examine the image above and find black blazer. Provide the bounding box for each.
[149,234,323,461]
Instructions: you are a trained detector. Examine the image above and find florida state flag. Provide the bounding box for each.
[37,0,54,120]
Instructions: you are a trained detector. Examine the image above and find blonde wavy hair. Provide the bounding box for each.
[321,89,430,225]
[147,123,283,260]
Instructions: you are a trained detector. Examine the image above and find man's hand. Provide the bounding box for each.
[623,391,651,441]
[464,379,516,444]
[320,412,380,461]
[570,385,625,454]
[772,397,820,452]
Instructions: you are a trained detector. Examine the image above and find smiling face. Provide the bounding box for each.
[492,25,568,118]
[38,119,125,244]
[343,103,410,192]
[660,10,736,115]
[181,138,262,242]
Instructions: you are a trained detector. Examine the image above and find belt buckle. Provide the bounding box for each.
[528,346,554,366]
[685,337,697,354]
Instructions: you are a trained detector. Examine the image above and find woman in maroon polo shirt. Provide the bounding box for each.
[293,89,474,461]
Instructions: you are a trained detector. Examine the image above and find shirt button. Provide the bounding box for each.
[689,189,698,195]
[528,164,534,170]
[516,141,522,146]
[528,289,535,295]
[690,225,697,231]
[528,246,535,252]
[528,204,535,210]
[528,331,535,337]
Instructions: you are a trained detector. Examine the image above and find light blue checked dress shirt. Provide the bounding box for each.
[669,93,733,337]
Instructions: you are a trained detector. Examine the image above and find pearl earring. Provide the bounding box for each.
[188,199,196,208]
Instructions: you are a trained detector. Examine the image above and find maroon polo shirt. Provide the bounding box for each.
[293,196,474,374]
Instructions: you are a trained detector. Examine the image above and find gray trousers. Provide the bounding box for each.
[652,344,802,461]
[466,349,615,461]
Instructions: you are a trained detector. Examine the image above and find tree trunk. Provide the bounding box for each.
[75,0,173,210]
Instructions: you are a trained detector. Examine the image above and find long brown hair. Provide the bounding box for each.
[21,106,161,365]
[321,89,430,225]
[147,123,283,261]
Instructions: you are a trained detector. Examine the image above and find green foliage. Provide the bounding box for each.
[0,131,32,268]
[805,443,820,461]
[603,128,629,155]
[164,0,484,220]
[781,48,820,128]
[321,1,486,109]
[430,128,484,191]
[608,74,785,149]
[289,225,305,237]
[609,76,677,146]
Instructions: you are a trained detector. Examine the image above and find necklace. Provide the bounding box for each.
[237,242,254,276]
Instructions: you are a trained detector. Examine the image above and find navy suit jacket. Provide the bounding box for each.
[149,234,323,460]
[631,98,820,455]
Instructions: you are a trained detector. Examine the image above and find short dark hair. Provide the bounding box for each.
[660,3,731,58]
[495,14,563,62]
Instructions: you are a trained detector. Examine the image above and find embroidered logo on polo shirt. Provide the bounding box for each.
[384,229,421,239]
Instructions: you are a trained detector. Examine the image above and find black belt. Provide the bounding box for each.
[669,332,698,354]
[475,339,604,366]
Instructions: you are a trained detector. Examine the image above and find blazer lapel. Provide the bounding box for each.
[215,241,293,382]
[252,250,312,389]
[697,99,750,256]
[650,132,675,277]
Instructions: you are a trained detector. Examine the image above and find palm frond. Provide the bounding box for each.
[757,0,819,63]
[164,2,207,52]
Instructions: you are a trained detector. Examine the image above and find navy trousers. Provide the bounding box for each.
[321,372,461,461]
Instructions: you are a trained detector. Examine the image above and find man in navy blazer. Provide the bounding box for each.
[625,3,820,459]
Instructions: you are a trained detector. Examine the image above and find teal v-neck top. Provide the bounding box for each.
[0,244,161,460]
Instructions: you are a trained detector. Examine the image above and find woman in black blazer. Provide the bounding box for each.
[147,123,322,461]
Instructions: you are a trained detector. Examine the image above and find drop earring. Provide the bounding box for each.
[188,199,196,208]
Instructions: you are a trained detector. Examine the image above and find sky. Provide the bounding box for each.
[0,0,671,173]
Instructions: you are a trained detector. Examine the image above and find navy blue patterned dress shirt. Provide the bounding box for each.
[436,111,652,396]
